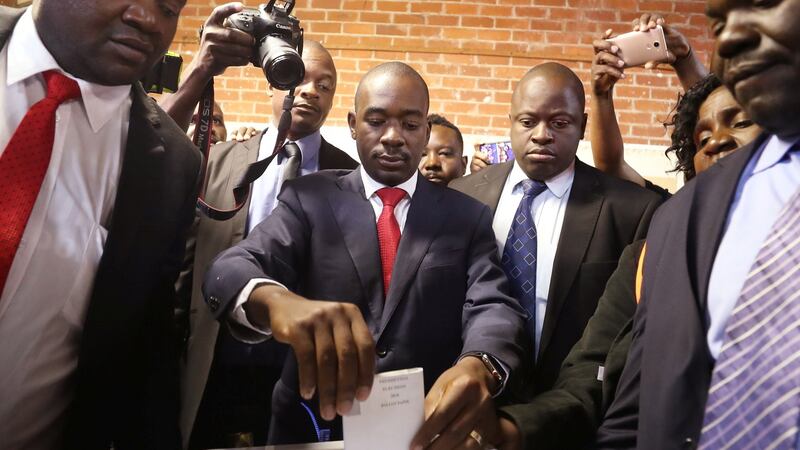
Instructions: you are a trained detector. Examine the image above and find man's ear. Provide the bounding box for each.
[460,156,468,176]
[347,111,357,139]
[580,113,588,139]
[425,119,432,145]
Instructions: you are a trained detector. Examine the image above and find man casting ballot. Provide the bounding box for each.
[203,62,528,449]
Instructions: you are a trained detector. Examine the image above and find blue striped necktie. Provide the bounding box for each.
[700,183,800,450]
[501,179,547,351]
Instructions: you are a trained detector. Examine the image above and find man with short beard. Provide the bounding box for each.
[0,1,201,449]
[595,1,800,449]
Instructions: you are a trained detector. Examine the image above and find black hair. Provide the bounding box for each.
[664,74,723,181]
[428,113,464,152]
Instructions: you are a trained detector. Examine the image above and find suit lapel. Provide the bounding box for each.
[379,177,446,335]
[104,84,167,262]
[538,160,603,360]
[332,170,384,328]
[689,135,766,312]
[473,162,513,215]
[230,131,266,242]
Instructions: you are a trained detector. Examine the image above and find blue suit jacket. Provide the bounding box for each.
[595,136,767,450]
[203,168,528,444]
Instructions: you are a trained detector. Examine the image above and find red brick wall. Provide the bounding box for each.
[172,0,715,146]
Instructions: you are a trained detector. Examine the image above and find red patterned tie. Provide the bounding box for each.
[0,71,81,294]
[376,187,406,297]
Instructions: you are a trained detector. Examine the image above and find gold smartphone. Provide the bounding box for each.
[606,26,669,68]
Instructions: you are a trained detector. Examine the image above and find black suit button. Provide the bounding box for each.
[208,296,220,312]
[683,438,696,449]
[377,349,389,358]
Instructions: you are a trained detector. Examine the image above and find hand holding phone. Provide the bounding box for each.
[605,25,669,68]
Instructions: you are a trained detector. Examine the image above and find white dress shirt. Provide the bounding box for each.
[706,135,800,359]
[0,10,131,450]
[246,126,322,233]
[493,161,575,358]
[229,169,418,342]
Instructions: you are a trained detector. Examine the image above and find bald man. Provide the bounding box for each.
[166,5,356,448]
[450,62,661,406]
[204,62,527,448]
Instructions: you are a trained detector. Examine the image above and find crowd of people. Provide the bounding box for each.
[1,1,798,450]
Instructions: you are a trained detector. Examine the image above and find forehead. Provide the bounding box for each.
[358,73,428,114]
[429,125,459,145]
[303,49,336,77]
[698,86,739,119]
[512,76,583,116]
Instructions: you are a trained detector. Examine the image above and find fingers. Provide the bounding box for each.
[332,311,357,416]
[633,13,664,31]
[230,126,258,141]
[419,381,480,450]
[592,37,616,55]
[207,2,245,26]
[410,381,450,450]
[292,323,318,402]
[348,308,376,401]
[314,320,338,421]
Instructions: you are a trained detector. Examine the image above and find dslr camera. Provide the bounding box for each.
[226,0,305,90]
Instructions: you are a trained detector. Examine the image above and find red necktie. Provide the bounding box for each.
[376,187,406,297]
[0,71,81,294]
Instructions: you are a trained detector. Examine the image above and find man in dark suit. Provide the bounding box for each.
[450,63,661,399]
[203,62,528,449]
[163,5,357,448]
[0,2,201,449]
[595,1,800,449]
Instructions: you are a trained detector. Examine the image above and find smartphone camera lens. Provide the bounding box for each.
[654,42,660,47]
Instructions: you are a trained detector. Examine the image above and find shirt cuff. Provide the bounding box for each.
[227,278,288,344]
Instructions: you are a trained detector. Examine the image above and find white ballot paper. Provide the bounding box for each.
[342,367,424,450]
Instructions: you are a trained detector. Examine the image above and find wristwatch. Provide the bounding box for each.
[463,352,505,395]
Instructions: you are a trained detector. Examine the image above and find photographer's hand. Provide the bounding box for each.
[159,2,255,131]
[243,285,376,421]
[633,13,708,89]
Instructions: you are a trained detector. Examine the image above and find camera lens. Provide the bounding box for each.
[259,35,305,90]
[654,42,660,48]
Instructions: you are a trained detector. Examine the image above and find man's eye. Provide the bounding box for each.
[366,119,384,126]
[733,119,754,129]
[520,119,535,127]
[552,120,569,129]
[317,82,331,92]
[406,122,419,130]
[699,137,711,148]
[754,0,782,9]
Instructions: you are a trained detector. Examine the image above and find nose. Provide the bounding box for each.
[704,131,737,156]
[380,122,405,148]
[422,150,441,170]
[531,122,553,145]
[297,79,319,100]
[122,2,159,33]
[717,11,760,61]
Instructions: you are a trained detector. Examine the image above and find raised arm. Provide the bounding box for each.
[159,2,254,131]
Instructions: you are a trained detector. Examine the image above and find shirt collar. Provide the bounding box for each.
[7,9,130,133]
[359,167,418,201]
[264,126,321,170]
[509,159,575,199]
[753,134,800,175]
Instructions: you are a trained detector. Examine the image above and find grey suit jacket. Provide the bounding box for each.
[450,159,662,396]
[0,7,203,449]
[176,130,356,446]
[203,169,529,444]
[595,137,767,450]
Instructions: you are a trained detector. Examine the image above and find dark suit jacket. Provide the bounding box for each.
[500,240,644,450]
[203,170,528,444]
[176,130,356,445]
[0,7,203,449]
[450,160,661,395]
[594,137,767,450]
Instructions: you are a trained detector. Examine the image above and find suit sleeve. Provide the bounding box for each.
[460,205,529,385]
[202,182,310,321]
[498,240,643,450]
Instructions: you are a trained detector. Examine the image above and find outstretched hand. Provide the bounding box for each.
[244,285,376,421]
